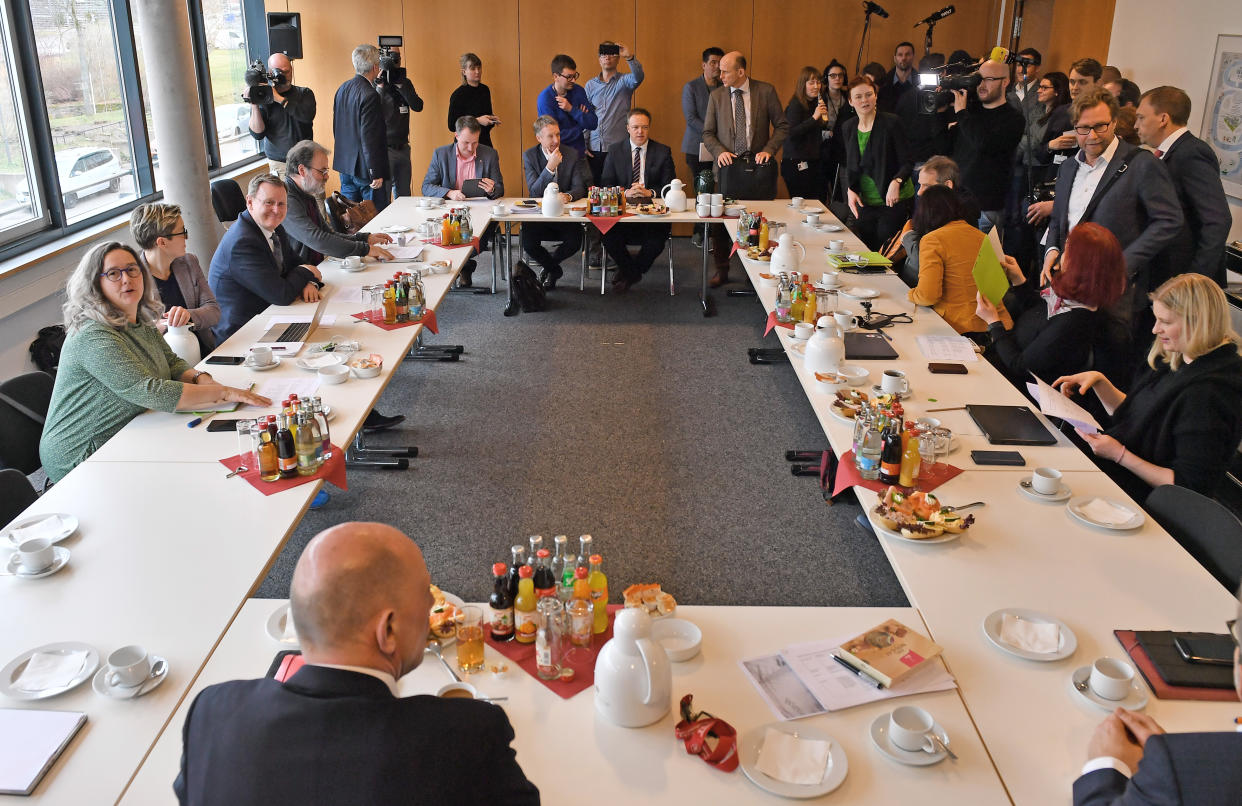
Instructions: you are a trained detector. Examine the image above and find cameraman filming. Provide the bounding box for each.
[247,53,316,179]
[374,42,423,201]
[950,58,1023,234]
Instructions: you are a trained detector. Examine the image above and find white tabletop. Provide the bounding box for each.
[124,602,1011,805]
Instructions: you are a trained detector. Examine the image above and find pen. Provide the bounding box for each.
[831,653,884,688]
[187,410,218,429]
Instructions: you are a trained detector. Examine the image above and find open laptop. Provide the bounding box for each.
[253,295,327,355]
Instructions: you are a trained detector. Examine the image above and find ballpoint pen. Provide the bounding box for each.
[830,652,884,688]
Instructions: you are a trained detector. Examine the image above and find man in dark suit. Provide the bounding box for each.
[1072,591,1242,806]
[207,174,322,344]
[1136,86,1231,286]
[702,51,789,287]
[600,108,677,292]
[174,522,540,805]
[522,116,589,290]
[332,44,389,211]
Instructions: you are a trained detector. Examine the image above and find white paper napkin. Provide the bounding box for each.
[302,354,340,369]
[1000,613,1060,654]
[10,515,63,544]
[14,651,89,692]
[755,728,831,786]
[1081,498,1135,526]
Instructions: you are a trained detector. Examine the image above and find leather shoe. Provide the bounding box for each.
[611,275,635,294]
[709,271,730,288]
[363,410,405,433]
[540,267,562,290]
[456,258,477,289]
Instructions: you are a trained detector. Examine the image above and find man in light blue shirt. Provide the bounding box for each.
[584,41,644,185]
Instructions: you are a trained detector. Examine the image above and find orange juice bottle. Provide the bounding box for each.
[514,565,537,644]
[440,214,451,244]
[588,554,608,634]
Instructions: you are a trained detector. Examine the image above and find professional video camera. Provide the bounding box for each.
[377,35,405,84]
[241,60,290,105]
[915,59,981,114]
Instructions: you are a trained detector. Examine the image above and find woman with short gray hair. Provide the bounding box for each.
[130,202,220,353]
[39,242,268,482]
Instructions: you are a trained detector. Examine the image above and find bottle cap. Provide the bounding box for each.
[536,548,550,558]
[575,567,587,579]
[492,561,507,576]
[519,565,533,578]
[589,554,602,564]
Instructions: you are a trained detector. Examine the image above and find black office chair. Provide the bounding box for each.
[0,370,54,475]
[1146,484,1242,592]
[0,468,39,529]
[210,179,247,224]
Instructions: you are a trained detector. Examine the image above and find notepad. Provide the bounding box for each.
[0,709,86,795]
[973,234,1009,306]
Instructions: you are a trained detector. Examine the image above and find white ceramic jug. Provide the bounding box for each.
[594,607,671,728]
[770,233,805,275]
[804,316,845,375]
[163,323,201,366]
[661,178,688,212]
[542,182,564,218]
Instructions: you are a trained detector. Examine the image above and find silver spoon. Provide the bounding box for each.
[927,733,957,760]
[1074,675,1090,693]
[425,641,461,682]
[224,465,246,479]
[943,501,985,512]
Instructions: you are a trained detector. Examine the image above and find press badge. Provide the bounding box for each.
[399,105,409,114]
[797,162,808,171]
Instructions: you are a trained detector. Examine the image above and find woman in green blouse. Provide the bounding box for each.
[39,242,269,482]
[840,76,915,250]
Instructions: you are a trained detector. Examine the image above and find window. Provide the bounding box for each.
[0,1,48,242]
[202,0,258,166]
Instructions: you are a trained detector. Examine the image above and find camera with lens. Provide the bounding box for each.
[242,59,289,105]
[916,61,982,115]
[377,35,405,84]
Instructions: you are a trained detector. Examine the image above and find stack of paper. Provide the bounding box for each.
[1026,373,1101,433]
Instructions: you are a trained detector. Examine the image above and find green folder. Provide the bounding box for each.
[972,236,1009,307]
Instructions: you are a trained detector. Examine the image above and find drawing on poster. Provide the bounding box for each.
[1202,35,1242,199]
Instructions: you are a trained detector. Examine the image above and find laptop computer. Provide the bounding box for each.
[253,295,327,355]
[844,331,899,360]
[966,404,1058,446]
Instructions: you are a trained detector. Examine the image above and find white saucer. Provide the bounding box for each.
[5,547,70,579]
[841,287,880,300]
[982,608,1078,661]
[1069,664,1148,711]
[818,223,845,232]
[1066,496,1145,531]
[869,713,950,766]
[870,519,962,545]
[383,225,412,233]
[1,513,79,548]
[0,642,99,700]
[871,385,912,401]
[740,722,848,798]
[1018,477,1072,503]
[789,341,806,358]
[265,603,300,645]
[245,356,281,371]
[92,656,169,699]
[295,354,345,372]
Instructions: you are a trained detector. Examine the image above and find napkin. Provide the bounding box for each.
[1000,613,1060,654]
[300,354,341,369]
[755,727,830,786]
[1081,498,1135,526]
[15,651,89,693]
[10,515,63,544]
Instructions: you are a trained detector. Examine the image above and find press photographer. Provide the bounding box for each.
[373,36,424,201]
[246,53,317,179]
[946,55,1023,233]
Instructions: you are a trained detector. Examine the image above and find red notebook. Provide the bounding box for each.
[1113,630,1238,702]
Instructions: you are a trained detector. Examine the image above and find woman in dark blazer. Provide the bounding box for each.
[782,66,831,202]
[130,203,221,354]
[840,76,914,250]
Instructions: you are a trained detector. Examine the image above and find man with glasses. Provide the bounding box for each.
[1073,597,1242,805]
[950,59,1025,234]
[681,46,725,247]
[536,55,598,162]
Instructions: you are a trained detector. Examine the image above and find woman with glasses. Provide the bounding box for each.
[782,67,832,202]
[820,60,852,199]
[447,52,499,148]
[130,203,219,355]
[841,76,915,250]
[1025,71,1070,185]
[39,242,269,482]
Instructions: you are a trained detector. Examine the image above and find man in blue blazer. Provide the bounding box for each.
[522,116,589,289]
[600,108,677,293]
[1072,592,1242,805]
[208,174,322,344]
[332,44,389,211]
[174,522,540,806]
[422,116,504,288]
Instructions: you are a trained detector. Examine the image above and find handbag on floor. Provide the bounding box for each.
[716,154,778,200]
[326,191,378,234]
[510,260,547,313]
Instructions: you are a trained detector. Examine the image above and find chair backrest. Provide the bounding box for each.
[210,179,247,224]
[1146,484,1242,592]
[0,371,54,474]
[0,468,39,529]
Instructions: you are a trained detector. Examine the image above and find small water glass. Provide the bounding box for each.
[235,419,256,471]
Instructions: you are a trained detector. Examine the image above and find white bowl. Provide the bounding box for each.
[758,274,780,288]
[650,617,702,662]
[815,364,869,391]
[568,208,588,217]
[348,354,383,379]
[318,364,349,385]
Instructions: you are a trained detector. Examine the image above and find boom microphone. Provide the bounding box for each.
[862,1,890,18]
[915,5,956,27]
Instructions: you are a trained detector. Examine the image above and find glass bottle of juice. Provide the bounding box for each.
[489,562,514,642]
[506,544,526,600]
[535,597,564,679]
[588,554,609,634]
[258,417,280,482]
[382,282,396,324]
[758,217,770,251]
[551,535,568,599]
[534,548,556,598]
[899,429,922,486]
[440,214,452,244]
[576,534,593,577]
[514,566,537,644]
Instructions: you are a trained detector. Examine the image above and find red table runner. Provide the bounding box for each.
[587,214,633,235]
[218,443,347,496]
[483,605,618,699]
[763,311,796,335]
[351,308,438,334]
[421,236,480,251]
[832,450,962,497]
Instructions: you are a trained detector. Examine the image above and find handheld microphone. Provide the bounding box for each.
[862,1,890,18]
[988,46,1011,64]
[914,5,956,27]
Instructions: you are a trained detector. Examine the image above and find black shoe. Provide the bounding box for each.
[363,410,406,433]
[456,258,477,289]
[540,267,562,290]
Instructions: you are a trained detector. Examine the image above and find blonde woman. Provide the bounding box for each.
[1053,273,1242,500]
[39,242,269,482]
[130,202,220,353]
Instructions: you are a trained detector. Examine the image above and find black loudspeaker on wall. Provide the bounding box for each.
[267,12,302,59]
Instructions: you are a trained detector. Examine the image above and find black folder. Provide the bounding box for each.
[844,331,898,360]
[966,404,1058,445]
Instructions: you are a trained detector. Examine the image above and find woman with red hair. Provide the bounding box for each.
[976,222,1126,384]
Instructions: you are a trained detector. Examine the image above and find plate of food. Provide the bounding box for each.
[429,585,466,644]
[633,203,669,218]
[828,389,870,422]
[870,487,974,543]
[745,245,773,262]
[514,199,538,209]
[622,583,677,617]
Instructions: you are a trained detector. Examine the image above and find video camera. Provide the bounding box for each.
[242,59,289,105]
[378,35,405,84]
[915,59,981,114]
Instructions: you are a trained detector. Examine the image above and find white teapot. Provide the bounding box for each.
[660,178,688,212]
[542,182,564,218]
[163,323,201,366]
[803,316,845,375]
[769,233,805,275]
[594,607,671,728]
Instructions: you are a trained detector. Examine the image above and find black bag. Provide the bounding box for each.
[29,325,66,375]
[510,261,546,313]
[716,154,779,200]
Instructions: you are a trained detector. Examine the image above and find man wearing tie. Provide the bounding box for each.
[521,116,589,290]
[599,108,676,293]
[701,51,788,287]
[1135,86,1231,286]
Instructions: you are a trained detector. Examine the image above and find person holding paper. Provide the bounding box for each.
[978,223,1126,385]
[907,186,1013,336]
[1053,273,1242,501]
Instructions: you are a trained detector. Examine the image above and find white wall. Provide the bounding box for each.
[1108,0,1242,243]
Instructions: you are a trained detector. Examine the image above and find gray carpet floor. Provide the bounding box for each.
[255,239,908,608]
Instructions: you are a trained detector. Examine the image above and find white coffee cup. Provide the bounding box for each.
[106,645,151,688]
[710,204,724,217]
[820,271,841,288]
[889,705,935,752]
[805,212,821,227]
[697,203,711,217]
[342,255,362,270]
[793,322,814,340]
[711,193,724,205]
[881,369,908,395]
[791,196,805,209]
[17,537,55,573]
[697,193,711,205]
[1088,657,1135,701]
[828,238,846,252]
[834,310,857,330]
[417,197,432,208]
[491,203,505,216]
[1032,467,1062,495]
[249,345,273,366]
[436,681,478,700]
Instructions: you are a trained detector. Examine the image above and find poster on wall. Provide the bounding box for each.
[1202,34,1242,200]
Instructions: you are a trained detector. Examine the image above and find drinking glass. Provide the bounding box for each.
[363,285,381,322]
[235,419,256,471]
[456,605,485,673]
[918,432,939,467]
[932,427,953,462]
